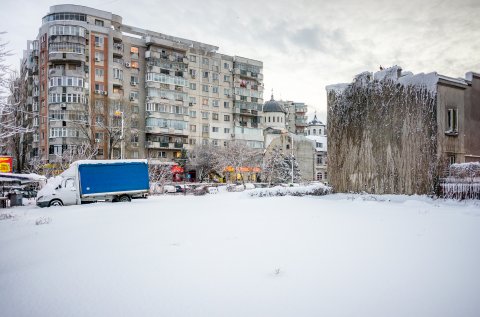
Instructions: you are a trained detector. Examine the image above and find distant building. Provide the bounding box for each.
[305,114,328,182]
[262,95,315,181]
[326,66,480,194]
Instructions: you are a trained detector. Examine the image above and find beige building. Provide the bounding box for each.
[304,114,328,182]
[22,4,264,162]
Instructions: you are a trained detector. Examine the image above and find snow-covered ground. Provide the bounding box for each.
[1,192,479,317]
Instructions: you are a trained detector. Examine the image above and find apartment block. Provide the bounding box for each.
[22,4,264,162]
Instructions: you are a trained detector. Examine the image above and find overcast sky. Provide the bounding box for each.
[2,0,479,122]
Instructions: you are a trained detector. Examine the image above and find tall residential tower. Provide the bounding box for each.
[23,4,264,162]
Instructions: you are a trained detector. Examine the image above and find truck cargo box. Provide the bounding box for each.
[78,160,149,197]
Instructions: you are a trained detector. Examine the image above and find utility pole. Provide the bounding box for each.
[291,133,294,184]
[114,110,124,159]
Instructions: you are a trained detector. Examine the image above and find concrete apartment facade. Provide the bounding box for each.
[22,4,264,162]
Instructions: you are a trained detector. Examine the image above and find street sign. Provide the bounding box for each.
[0,156,13,173]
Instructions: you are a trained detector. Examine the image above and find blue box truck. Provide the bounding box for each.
[37,160,149,207]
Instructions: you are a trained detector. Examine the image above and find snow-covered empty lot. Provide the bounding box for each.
[1,192,479,317]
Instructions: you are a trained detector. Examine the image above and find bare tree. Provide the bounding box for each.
[96,97,133,159]
[0,33,32,145]
[216,141,262,184]
[53,141,99,171]
[187,144,219,182]
[148,160,173,194]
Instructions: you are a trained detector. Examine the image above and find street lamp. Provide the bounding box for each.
[114,110,124,159]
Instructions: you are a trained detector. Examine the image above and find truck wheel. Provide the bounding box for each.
[118,195,131,202]
[49,199,63,207]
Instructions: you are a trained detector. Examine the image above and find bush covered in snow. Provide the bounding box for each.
[35,217,51,226]
[246,183,332,197]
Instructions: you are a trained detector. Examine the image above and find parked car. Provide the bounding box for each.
[163,185,176,193]
[175,184,192,193]
[194,186,208,196]
[207,187,218,194]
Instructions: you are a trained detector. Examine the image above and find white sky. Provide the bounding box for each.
[2,0,479,123]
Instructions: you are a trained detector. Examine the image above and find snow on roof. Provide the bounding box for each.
[325,83,349,94]
[0,172,46,183]
[73,159,148,165]
[326,66,441,94]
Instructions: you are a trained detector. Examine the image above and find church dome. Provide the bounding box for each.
[309,114,324,126]
[263,95,286,113]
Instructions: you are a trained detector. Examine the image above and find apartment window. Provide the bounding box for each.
[202,125,209,132]
[131,135,140,143]
[130,91,139,100]
[94,36,104,47]
[131,120,139,128]
[224,128,230,134]
[212,127,219,132]
[202,139,208,145]
[223,62,229,69]
[448,155,456,165]
[224,101,229,108]
[132,151,139,159]
[94,51,103,62]
[202,98,209,106]
[202,84,209,92]
[130,47,139,59]
[212,113,219,120]
[95,68,104,77]
[202,57,209,65]
[95,83,105,91]
[189,139,196,145]
[203,71,209,78]
[224,75,230,82]
[96,115,103,124]
[189,97,196,105]
[95,19,104,26]
[316,142,323,148]
[212,73,219,81]
[224,88,230,96]
[190,125,196,132]
[131,75,139,84]
[113,68,123,79]
[212,139,219,146]
[212,86,219,93]
[190,110,197,118]
[212,100,219,107]
[317,173,323,181]
[317,155,323,165]
[224,115,230,121]
[132,106,139,114]
[190,55,197,62]
[190,83,196,90]
[189,69,196,78]
[447,108,458,133]
[201,112,209,119]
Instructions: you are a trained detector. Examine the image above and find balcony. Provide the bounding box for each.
[113,43,124,56]
[49,52,85,63]
[295,119,308,127]
[146,126,188,136]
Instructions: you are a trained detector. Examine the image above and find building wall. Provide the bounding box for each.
[436,80,467,165]
[265,134,315,182]
[464,73,480,162]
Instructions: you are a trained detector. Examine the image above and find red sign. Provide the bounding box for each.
[0,156,13,173]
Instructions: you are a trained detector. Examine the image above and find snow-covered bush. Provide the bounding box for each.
[247,183,332,197]
[35,217,51,226]
[0,213,14,221]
